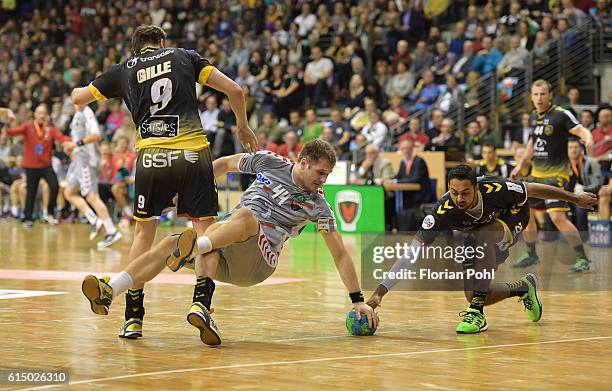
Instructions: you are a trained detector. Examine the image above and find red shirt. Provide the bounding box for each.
[260,141,279,153]
[111,150,137,180]
[277,143,302,161]
[398,131,431,149]
[592,126,611,159]
[5,120,70,169]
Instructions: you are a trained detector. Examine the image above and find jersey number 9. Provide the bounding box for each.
[150,78,173,115]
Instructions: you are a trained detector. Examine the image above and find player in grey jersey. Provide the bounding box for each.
[64,105,121,248]
[82,140,377,345]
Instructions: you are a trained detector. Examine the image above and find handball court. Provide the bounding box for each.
[0,220,610,390]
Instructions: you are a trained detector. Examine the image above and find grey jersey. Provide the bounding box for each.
[70,106,100,167]
[231,151,337,257]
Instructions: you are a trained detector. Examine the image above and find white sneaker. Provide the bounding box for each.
[97,231,123,249]
[44,215,59,225]
[89,219,104,240]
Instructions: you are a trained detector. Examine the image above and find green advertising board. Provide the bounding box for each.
[304,185,385,233]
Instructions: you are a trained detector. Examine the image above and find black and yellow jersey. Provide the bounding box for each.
[88,47,214,151]
[475,159,514,178]
[530,104,581,179]
[416,176,528,245]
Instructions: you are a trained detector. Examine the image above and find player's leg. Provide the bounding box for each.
[548,210,591,272]
[513,207,540,268]
[9,178,23,218]
[41,167,59,224]
[23,168,42,225]
[599,184,610,220]
[39,179,50,221]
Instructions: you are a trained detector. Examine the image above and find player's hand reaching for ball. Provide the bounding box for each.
[236,124,258,153]
[575,192,597,210]
[510,165,523,180]
[353,302,378,329]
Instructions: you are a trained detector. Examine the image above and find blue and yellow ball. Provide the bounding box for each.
[346,309,377,336]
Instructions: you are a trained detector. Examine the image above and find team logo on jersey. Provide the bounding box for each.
[544,125,554,136]
[140,115,179,139]
[335,190,362,232]
[422,215,435,230]
[127,57,138,69]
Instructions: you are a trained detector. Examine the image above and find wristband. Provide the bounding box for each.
[349,291,364,303]
[76,140,85,147]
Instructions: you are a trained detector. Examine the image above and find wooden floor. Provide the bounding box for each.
[1,220,611,390]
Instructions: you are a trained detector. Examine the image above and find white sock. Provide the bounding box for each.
[108,271,133,296]
[102,218,117,234]
[84,208,97,225]
[196,236,213,255]
[122,206,133,216]
[11,205,19,217]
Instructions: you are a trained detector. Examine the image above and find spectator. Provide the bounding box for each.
[472,36,503,76]
[301,109,324,143]
[360,110,388,150]
[532,31,551,67]
[475,141,514,177]
[498,35,530,77]
[355,144,394,185]
[199,95,220,144]
[346,74,368,110]
[110,136,136,220]
[410,40,434,79]
[513,112,533,147]
[592,108,611,161]
[431,41,456,84]
[388,61,415,98]
[277,130,302,161]
[374,60,393,99]
[476,114,502,147]
[580,109,596,131]
[286,110,305,141]
[409,70,439,113]
[304,46,334,108]
[256,131,279,153]
[449,21,468,57]
[398,117,430,151]
[2,105,70,227]
[386,93,410,120]
[435,75,462,114]
[451,40,476,83]
[294,3,317,38]
[568,138,603,236]
[235,65,260,100]
[384,139,433,231]
[430,118,461,150]
[213,98,240,158]
[324,109,352,158]
[97,141,114,206]
[276,63,304,120]
[465,5,480,40]
[390,40,411,74]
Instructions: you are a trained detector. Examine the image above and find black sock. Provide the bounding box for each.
[193,276,215,310]
[469,290,487,312]
[526,242,538,258]
[125,289,145,320]
[507,280,528,297]
[573,244,587,259]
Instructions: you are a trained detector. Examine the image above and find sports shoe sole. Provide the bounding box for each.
[457,323,488,334]
[525,273,543,322]
[82,275,109,315]
[166,228,197,272]
[187,310,221,346]
[118,319,143,339]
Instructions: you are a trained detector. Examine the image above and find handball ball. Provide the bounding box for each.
[346,309,377,336]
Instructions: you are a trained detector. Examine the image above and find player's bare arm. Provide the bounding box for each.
[212,154,243,178]
[71,86,97,106]
[569,124,594,150]
[321,230,378,328]
[205,69,258,153]
[526,182,597,210]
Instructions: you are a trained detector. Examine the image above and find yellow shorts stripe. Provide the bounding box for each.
[198,65,215,85]
[133,216,157,222]
[88,83,107,101]
[546,207,570,213]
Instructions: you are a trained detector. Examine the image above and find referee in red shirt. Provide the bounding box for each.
[1,105,71,227]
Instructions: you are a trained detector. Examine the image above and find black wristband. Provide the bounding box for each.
[76,140,85,147]
[349,291,364,303]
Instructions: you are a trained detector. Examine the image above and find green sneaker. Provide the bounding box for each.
[456,308,488,334]
[569,257,591,273]
[519,273,542,322]
[512,251,540,268]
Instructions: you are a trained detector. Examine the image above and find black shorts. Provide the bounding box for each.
[528,175,570,212]
[134,147,218,220]
[98,183,114,204]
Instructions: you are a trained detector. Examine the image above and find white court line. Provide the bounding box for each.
[18,335,612,390]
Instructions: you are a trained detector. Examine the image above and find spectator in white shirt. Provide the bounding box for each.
[199,96,220,143]
[294,3,317,38]
[304,46,334,108]
[361,110,389,150]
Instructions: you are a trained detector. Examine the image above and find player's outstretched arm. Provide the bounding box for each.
[212,154,244,178]
[321,230,378,328]
[71,86,97,106]
[205,68,258,153]
[526,182,597,210]
[570,125,594,151]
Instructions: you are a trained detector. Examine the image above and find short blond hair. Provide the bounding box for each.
[298,139,337,166]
